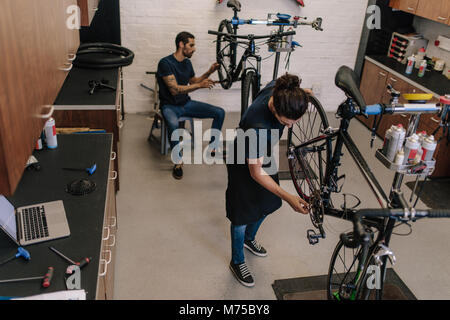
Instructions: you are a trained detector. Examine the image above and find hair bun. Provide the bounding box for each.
[275,73,301,90]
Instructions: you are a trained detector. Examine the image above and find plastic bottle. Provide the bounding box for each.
[44,117,58,149]
[418,60,427,77]
[403,134,420,165]
[394,148,405,165]
[421,135,437,161]
[405,55,415,75]
[415,47,426,69]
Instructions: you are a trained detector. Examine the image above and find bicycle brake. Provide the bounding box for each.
[374,244,396,266]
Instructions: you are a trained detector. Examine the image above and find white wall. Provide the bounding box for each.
[120,0,369,113]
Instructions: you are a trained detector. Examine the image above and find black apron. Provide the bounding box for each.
[225,121,283,226]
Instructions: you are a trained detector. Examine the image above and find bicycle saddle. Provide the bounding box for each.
[227,0,241,11]
[335,66,366,110]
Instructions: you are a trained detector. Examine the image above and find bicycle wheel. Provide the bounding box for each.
[327,232,364,300]
[241,70,259,118]
[288,95,331,201]
[216,20,233,89]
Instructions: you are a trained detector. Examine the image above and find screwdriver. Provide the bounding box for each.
[0,267,54,288]
[49,247,91,273]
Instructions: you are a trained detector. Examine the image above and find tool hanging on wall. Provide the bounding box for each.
[0,247,31,267]
[0,267,54,288]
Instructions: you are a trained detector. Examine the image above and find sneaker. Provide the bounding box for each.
[172,164,183,180]
[244,239,267,257]
[229,262,255,287]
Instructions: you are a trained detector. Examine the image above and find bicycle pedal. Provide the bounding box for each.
[307,229,321,245]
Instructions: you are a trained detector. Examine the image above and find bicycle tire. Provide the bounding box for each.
[216,20,233,89]
[288,95,330,202]
[327,232,364,300]
[241,70,259,118]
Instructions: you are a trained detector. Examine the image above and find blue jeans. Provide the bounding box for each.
[230,215,267,264]
[161,100,225,150]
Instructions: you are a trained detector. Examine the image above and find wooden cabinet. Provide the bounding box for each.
[390,0,420,14]
[390,0,450,25]
[358,59,449,177]
[416,0,450,24]
[96,146,117,300]
[78,0,100,27]
[0,0,80,196]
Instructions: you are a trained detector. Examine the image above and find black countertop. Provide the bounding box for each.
[367,55,449,96]
[0,134,112,300]
[54,67,119,106]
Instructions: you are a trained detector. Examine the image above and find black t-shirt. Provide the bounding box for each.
[238,80,284,162]
[156,54,195,106]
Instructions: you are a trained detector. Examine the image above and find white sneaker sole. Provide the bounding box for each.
[244,243,268,257]
[229,264,255,287]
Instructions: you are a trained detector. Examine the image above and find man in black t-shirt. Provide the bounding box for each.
[157,31,225,180]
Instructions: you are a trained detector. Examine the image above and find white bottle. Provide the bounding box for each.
[44,117,58,149]
[394,148,405,165]
[421,135,437,161]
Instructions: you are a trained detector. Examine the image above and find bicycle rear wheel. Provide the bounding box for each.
[216,20,233,89]
[241,70,259,118]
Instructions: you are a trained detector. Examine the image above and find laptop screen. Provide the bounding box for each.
[0,196,17,240]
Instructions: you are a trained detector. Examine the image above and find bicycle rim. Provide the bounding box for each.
[216,20,233,89]
[288,95,331,202]
[327,233,363,300]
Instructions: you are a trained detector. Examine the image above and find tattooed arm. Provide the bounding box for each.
[163,74,215,96]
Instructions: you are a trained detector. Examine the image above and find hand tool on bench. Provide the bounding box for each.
[0,267,54,288]
[0,247,31,267]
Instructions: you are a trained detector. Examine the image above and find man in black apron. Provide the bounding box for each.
[226,74,310,287]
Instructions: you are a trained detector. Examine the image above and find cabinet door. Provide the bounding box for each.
[398,0,419,13]
[64,0,81,57]
[416,0,450,24]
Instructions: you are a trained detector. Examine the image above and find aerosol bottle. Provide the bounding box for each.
[421,135,437,161]
[386,124,406,162]
[403,134,420,165]
[405,55,415,75]
[382,126,394,156]
[44,117,58,149]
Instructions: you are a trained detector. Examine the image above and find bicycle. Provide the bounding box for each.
[210,0,323,117]
[286,65,450,300]
[336,207,450,300]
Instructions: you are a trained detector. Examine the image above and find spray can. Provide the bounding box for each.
[418,60,427,77]
[403,134,420,165]
[44,118,58,149]
[382,126,394,156]
[386,125,406,162]
[421,135,437,161]
[405,55,415,75]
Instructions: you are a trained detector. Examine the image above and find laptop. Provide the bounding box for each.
[0,196,70,246]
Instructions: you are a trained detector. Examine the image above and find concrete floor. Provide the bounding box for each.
[114,112,450,300]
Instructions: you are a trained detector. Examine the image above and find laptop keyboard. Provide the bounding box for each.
[22,205,49,241]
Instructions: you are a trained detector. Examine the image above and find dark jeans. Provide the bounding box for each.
[230,215,267,264]
[161,100,225,150]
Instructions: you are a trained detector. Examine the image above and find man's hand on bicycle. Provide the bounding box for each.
[199,78,216,89]
[208,62,220,75]
[286,193,309,214]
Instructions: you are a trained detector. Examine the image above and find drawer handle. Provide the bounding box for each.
[118,121,124,129]
[378,72,387,77]
[68,53,77,61]
[111,151,117,161]
[407,7,415,11]
[438,16,447,21]
[400,114,408,118]
[109,216,117,227]
[103,226,110,241]
[37,105,55,119]
[109,171,118,180]
[59,63,73,72]
[93,7,99,11]
[389,77,397,82]
[103,249,112,264]
[107,234,116,247]
[431,117,440,123]
[99,259,108,277]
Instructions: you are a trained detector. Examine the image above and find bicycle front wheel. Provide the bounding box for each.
[241,70,259,118]
[216,20,233,89]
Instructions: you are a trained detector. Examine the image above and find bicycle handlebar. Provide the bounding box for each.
[341,208,450,248]
[208,30,296,40]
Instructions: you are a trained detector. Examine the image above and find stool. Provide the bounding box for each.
[142,71,194,155]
